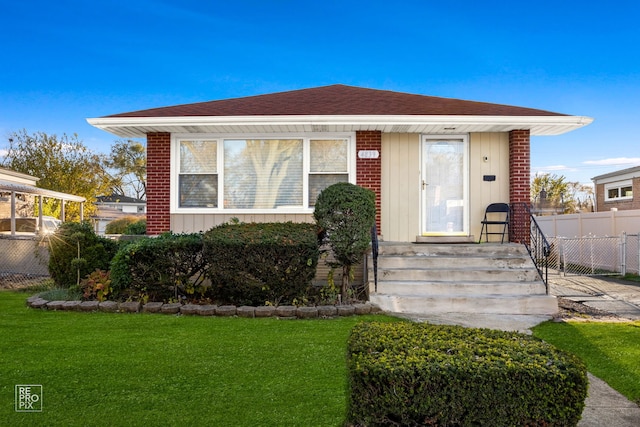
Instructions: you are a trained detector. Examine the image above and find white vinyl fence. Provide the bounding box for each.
[536,209,640,276]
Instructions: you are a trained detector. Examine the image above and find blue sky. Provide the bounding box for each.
[2,0,639,186]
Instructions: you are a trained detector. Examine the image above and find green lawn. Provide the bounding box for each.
[533,320,640,405]
[0,291,398,426]
[5,289,640,426]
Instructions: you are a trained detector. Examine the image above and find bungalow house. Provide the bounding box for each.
[592,165,640,212]
[88,85,592,317]
[87,84,591,240]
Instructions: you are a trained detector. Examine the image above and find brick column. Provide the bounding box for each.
[509,130,531,243]
[146,132,171,235]
[356,130,382,232]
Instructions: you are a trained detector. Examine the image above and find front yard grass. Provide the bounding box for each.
[0,291,398,426]
[533,320,640,405]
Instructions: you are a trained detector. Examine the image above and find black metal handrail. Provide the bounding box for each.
[512,202,551,293]
[370,224,379,292]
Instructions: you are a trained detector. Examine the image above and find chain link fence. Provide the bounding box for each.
[0,236,51,289]
[547,233,640,277]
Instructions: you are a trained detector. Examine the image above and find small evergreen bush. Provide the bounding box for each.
[110,233,207,302]
[347,322,588,426]
[203,222,319,306]
[47,222,119,288]
[105,216,146,234]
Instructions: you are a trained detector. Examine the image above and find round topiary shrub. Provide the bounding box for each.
[314,182,376,301]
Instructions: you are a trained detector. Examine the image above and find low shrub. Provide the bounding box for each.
[80,269,111,301]
[37,287,82,301]
[203,222,319,306]
[124,218,146,235]
[105,216,146,234]
[347,322,588,427]
[110,233,207,302]
[47,222,119,288]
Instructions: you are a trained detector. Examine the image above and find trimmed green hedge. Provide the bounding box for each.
[203,222,319,306]
[110,233,207,302]
[347,322,588,427]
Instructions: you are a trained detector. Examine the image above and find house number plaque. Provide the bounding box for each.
[358,150,379,159]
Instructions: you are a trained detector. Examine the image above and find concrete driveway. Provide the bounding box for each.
[550,274,640,320]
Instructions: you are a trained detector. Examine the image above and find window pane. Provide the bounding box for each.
[622,186,633,197]
[310,139,348,172]
[224,139,303,209]
[180,140,217,173]
[179,174,218,208]
[608,188,619,199]
[308,174,349,207]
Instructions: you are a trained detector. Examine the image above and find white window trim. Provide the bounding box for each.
[604,180,633,202]
[170,133,356,214]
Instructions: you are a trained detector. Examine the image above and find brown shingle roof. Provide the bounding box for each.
[106,84,566,118]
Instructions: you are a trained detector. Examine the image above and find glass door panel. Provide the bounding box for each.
[422,136,468,235]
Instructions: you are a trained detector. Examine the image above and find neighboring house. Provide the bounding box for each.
[93,195,146,234]
[87,84,592,242]
[592,165,640,212]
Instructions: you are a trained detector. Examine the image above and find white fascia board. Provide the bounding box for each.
[593,170,640,184]
[87,114,594,137]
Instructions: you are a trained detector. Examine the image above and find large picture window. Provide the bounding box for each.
[173,135,353,212]
[224,139,303,209]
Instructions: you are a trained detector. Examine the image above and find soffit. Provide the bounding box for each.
[87,114,593,138]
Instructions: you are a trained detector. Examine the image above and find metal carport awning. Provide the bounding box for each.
[0,179,86,236]
[0,179,86,202]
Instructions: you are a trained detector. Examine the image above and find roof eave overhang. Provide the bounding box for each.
[87,114,594,138]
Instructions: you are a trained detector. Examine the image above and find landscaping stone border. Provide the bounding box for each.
[25,295,382,319]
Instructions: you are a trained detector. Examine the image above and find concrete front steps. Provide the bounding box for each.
[368,242,558,316]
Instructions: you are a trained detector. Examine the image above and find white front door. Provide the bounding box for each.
[421,135,469,236]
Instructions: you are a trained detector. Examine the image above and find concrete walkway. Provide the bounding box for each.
[399,274,640,426]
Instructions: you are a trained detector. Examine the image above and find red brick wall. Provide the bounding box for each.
[356,130,382,231]
[146,132,171,235]
[509,130,531,243]
[595,177,640,211]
